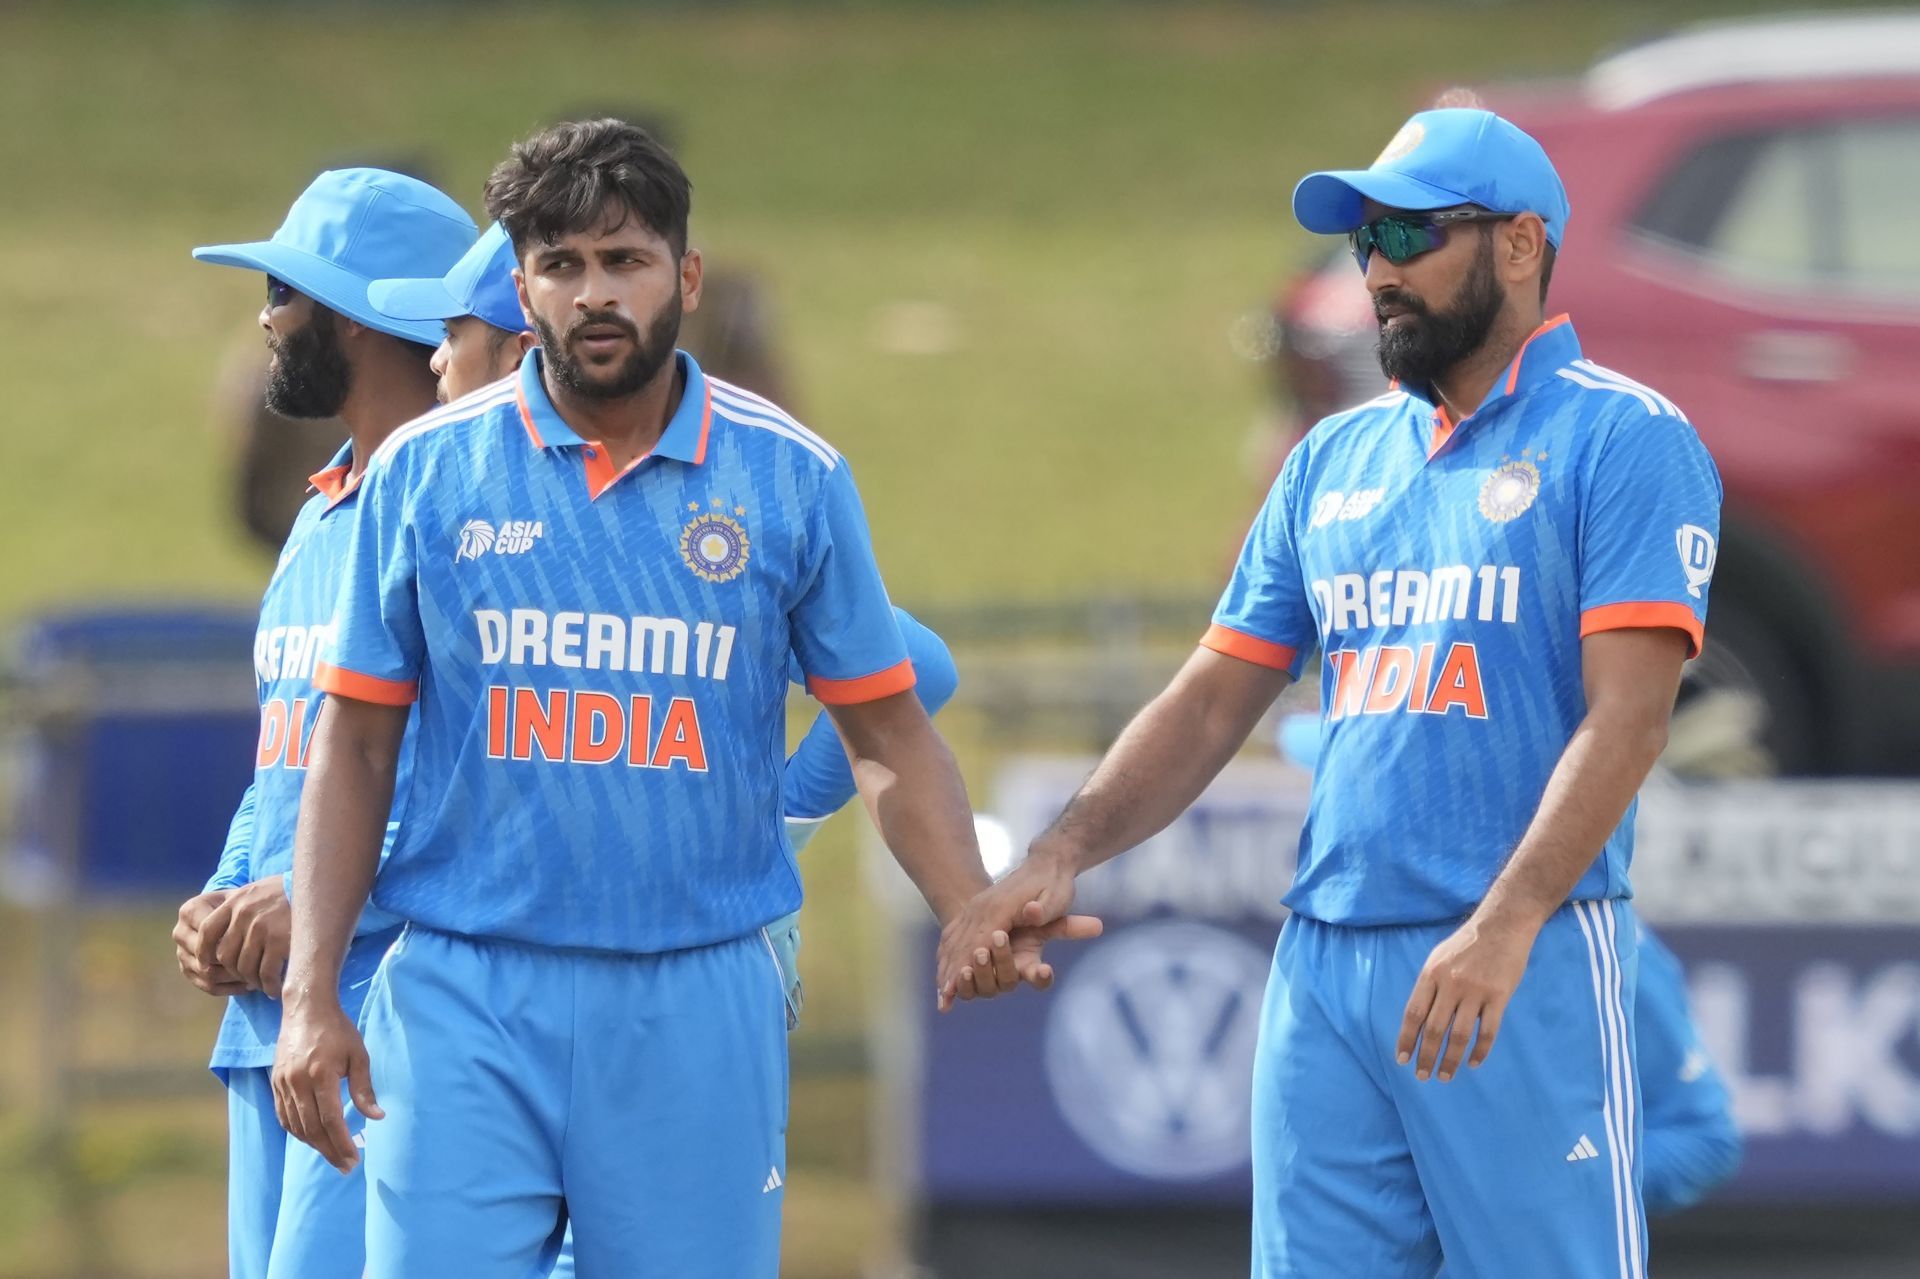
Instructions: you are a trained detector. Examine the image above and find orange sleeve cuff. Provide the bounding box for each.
[315,661,419,707]
[807,658,917,706]
[1579,602,1705,658]
[1200,624,1300,671]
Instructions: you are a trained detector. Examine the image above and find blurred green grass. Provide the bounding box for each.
[0,2,1873,1275]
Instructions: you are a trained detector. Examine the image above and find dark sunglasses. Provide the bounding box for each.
[1348,209,1512,273]
[266,276,297,308]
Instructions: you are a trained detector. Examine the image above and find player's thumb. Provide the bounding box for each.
[347,1050,384,1121]
[1042,912,1104,942]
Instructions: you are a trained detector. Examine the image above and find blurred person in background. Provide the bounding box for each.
[945,108,1722,1278]
[172,168,476,1279]
[272,118,1062,1279]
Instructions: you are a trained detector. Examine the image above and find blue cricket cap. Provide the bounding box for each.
[368,222,528,337]
[1292,109,1570,248]
[193,168,478,346]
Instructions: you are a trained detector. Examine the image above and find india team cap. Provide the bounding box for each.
[1291,108,1570,248]
[368,222,527,336]
[192,167,478,346]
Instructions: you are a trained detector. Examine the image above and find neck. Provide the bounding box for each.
[338,349,439,478]
[543,354,683,463]
[1431,304,1544,421]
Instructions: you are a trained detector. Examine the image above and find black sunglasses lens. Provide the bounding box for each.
[267,277,294,307]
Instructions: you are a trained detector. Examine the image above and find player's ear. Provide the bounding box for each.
[516,330,538,356]
[1501,214,1547,291]
[679,247,703,316]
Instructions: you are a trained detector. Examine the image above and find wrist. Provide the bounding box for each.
[1025,836,1084,878]
[1472,891,1553,938]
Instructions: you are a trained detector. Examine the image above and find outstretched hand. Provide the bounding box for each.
[935,850,1102,1011]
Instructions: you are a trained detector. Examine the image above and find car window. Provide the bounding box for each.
[1634,116,1920,300]
[1831,117,1920,298]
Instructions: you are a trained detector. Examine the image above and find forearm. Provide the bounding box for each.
[1036,651,1286,874]
[283,711,399,1011]
[1478,705,1668,930]
[848,716,988,925]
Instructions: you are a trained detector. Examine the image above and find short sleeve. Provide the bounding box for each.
[790,462,913,705]
[315,455,427,706]
[1204,454,1317,676]
[203,783,258,892]
[1578,415,1723,658]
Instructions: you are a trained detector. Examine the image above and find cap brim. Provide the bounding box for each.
[191,240,447,346]
[368,275,465,324]
[1291,169,1478,235]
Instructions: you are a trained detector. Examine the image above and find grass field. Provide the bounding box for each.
[0,1,1879,1275]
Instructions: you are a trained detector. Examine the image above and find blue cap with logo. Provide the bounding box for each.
[369,222,528,337]
[193,168,478,346]
[1292,108,1570,248]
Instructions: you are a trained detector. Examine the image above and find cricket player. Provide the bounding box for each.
[274,119,1079,1278]
[171,168,476,1279]
[942,108,1722,1277]
[367,221,964,1032]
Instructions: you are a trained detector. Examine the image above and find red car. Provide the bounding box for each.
[1271,13,1920,777]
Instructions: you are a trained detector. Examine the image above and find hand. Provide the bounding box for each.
[1396,912,1538,1082]
[173,889,247,996]
[204,876,292,997]
[273,997,383,1174]
[935,845,1102,1011]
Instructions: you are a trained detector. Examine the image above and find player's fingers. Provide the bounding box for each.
[271,1072,293,1135]
[956,966,978,1001]
[307,1069,358,1174]
[1396,973,1437,1064]
[1467,998,1507,1070]
[1436,1000,1480,1082]
[1037,913,1103,942]
[347,1049,384,1122]
[194,898,237,971]
[989,931,1019,990]
[969,946,1006,998]
[1415,994,1459,1080]
[230,922,267,991]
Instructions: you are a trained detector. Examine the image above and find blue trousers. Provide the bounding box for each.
[360,925,788,1279]
[1252,900,1645,1279]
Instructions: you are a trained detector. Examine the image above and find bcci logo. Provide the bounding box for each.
[680,511,751,583]
[1478,456,1542,523]
[456,518,543,563]
[1043,920,1269,1180]
[1676,524,1716,598]
[1374,120,1425,165]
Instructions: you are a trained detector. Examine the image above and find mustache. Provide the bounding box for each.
[565,310,640,343]
[1372,289,1431,323]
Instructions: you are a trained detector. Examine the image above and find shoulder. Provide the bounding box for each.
[704,376,843,474]
[1549,358,1691,430]
[367,377,520,477]
[1312,387,1417,445]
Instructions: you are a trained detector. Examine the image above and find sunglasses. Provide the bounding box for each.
[266,276,297,308]
[1348,209,1512,273]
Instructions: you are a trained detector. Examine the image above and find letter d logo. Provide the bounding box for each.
[1676,524,1716,599]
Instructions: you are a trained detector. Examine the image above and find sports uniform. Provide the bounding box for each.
[190,168,475,1279]
[319,348,912,1277]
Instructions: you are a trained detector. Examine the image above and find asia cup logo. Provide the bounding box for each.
[456,519,496,562]
[1478,452,1543,523]
[679,504,751,583]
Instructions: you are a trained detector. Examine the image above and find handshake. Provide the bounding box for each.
[930,841,1104,1012]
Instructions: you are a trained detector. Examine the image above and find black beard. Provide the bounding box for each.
[264,307,352,419]
[534,294,681,402]
[1374,234,1504,387]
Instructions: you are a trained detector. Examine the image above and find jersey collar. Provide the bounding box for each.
[306,440,362,509]
[513,347,712,466]
[1396,313,1580,457]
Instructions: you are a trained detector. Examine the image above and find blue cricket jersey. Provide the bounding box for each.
[318,350,912,953]
[1209,316,1722,926]
[204,446,409,1075]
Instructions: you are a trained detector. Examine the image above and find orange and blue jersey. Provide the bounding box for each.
[1209,315,1722,926]
[317,349,912,953]
[204,446,408,1075]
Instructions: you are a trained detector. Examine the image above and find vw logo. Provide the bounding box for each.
[1043,920,1271,1180]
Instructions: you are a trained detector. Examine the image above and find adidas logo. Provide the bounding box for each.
[1565,1135,1600,1163]
[762,1166,783,1194]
